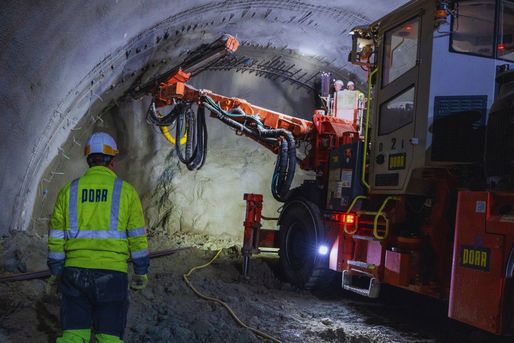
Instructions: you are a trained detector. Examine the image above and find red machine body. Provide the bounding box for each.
[449,191,514,334]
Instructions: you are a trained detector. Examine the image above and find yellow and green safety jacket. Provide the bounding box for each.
[47,166,149,275]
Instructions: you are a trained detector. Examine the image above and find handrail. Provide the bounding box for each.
[343,194,399,240]
[361,67,378,191]
[373,196,399,240]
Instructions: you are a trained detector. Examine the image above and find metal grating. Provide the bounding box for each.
[431,95,487,162]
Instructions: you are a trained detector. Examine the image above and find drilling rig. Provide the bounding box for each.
[139,0,514,335]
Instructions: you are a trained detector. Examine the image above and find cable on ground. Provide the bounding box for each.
[183,249,282,343]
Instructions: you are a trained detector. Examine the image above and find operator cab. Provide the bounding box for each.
[350,0,514,195]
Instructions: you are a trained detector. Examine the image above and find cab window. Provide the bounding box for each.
[383,17,420,86]
[379,86,415,136]
[498,0,514,61]
[451,0,496,57]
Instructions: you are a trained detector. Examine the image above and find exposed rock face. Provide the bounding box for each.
[31,70,314,242]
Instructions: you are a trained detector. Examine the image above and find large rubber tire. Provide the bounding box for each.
[278,198,334,289]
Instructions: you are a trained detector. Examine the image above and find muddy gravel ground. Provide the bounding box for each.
[1,237,513,342]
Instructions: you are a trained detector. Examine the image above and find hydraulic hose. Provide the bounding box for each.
[201,96,296,202]
[148,100,207,171]
[195,106,208,170]
[255,126,296,202]
[150,94,297,201]
[160,126,187,145]
[175,105,195,165]
[174,104,208,171]
[148,101,188,145]
[272,140,289,201]
[147,101,181,126]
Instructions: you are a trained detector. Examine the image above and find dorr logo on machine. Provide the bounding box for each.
[460,246,490,271]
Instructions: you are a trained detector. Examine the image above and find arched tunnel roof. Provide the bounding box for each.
[0,0,407,233]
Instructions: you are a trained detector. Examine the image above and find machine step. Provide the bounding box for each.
[342,270,380,298]
[347,259,376,270]
[352,234,379,241]
[343,284,377,297]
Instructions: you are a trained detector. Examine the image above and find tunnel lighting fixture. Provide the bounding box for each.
[318,245,329,255]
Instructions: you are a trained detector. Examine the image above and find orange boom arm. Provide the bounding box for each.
[156,76,358,171]
[144,34,359,202]
[156,80,313,138]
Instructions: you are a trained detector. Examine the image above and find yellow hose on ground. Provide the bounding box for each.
[183,249,282,343]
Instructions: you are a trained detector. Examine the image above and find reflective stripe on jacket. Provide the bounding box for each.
[48,166,149,274]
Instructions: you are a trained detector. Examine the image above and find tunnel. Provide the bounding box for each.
[0,0,404,239]
[3,1,513,342]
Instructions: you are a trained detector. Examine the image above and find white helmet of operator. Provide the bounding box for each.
[334,80,344,91]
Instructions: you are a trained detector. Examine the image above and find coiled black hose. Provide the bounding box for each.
[148,101,208,171]
[148,96,297,201]
[146,101,182,126]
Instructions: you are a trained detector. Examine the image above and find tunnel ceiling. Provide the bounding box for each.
[0,0,408,234]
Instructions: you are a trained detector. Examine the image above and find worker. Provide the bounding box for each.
[334,79,344,92]
[46,132,150,343]
[328,80,345,116]
[333,80,364,125]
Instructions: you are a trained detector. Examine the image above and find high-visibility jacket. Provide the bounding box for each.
[47,166,149,275]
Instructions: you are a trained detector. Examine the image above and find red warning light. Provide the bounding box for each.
[498,43,505,51]
[404,24,413,31]
[342,213,355,225]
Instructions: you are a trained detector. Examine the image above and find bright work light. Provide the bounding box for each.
[318,245,329,255]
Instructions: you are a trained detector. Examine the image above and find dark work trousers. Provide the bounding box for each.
[60,267,129,339]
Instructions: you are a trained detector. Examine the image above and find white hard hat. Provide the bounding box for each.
[84,132,119,157]
[347,81,355,86]
[334,80,344,86]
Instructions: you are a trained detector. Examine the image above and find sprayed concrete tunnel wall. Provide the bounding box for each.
[32,70,317,242]
[0,0,407,238]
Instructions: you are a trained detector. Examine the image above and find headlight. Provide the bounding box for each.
[318,245,329,255]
